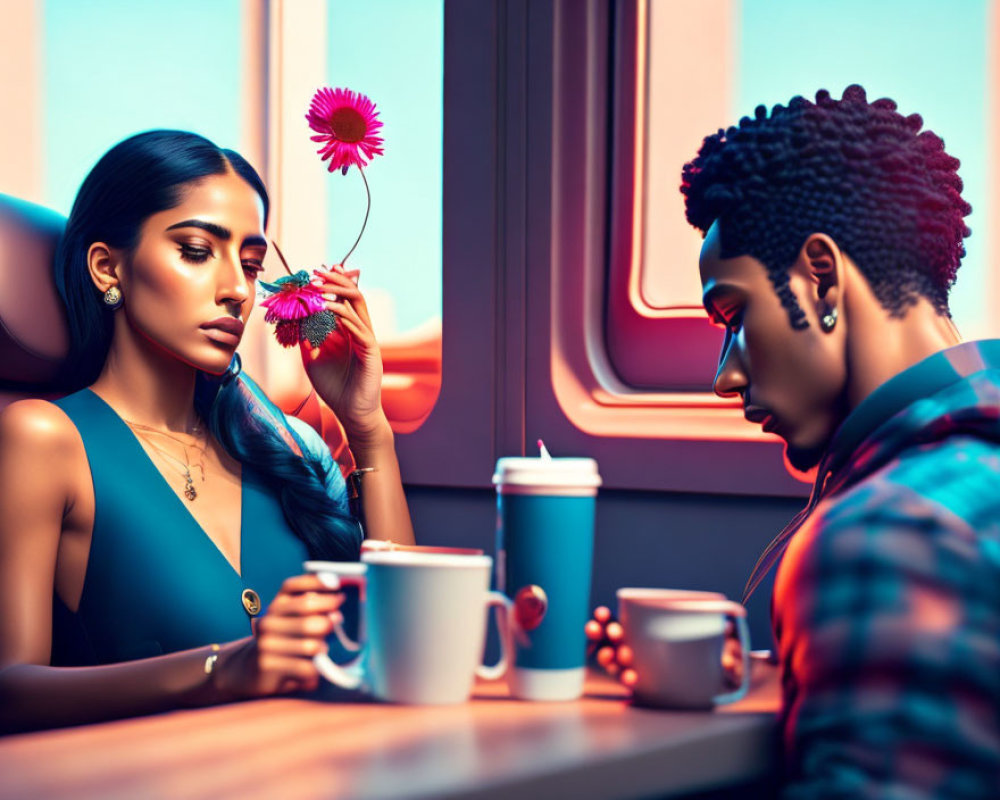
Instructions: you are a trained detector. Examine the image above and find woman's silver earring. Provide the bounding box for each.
[820,306,838,332]
[103,286,123,309]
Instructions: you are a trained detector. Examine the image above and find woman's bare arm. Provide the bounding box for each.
[0,401,342,734]
[304,266,415,546]
[0,401,80,675]
[0,642,248,734]
[349,421,415,546]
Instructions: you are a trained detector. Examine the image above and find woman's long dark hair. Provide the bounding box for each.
[55,130,361,560]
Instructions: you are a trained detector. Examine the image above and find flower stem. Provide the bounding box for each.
[271,240,294,276]
[340,166,370,267]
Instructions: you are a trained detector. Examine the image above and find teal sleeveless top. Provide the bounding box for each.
[50,388,347,666]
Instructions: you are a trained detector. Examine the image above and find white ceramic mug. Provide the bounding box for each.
[616,588,751,709]
[305,552,513,705]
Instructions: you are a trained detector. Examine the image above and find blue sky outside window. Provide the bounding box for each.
[325,0,444,338]
[44,0,243,216]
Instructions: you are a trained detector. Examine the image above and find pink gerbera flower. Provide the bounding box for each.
[260,285,325,322]
[259,270,337,349]
[306,87,384,174]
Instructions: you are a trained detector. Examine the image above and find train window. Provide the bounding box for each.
[545,0,992,492]
[605,0,992,393]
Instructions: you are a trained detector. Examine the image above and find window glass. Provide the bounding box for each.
[640,0,735,310]
[325,0,443,342]
[323,0,444,434]
[639,0,992,339]
[43,0,244,214]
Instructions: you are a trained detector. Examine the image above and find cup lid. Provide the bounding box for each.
[360,540,484,556]
[361,551,494,569]
[617,588,726,603]
[492,456,602,489]
[616,587,745,617]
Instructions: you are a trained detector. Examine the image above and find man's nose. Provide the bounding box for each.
[713,332,748,399]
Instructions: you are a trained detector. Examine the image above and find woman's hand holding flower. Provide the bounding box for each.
[302,264,389,446]
[297,262,414,545]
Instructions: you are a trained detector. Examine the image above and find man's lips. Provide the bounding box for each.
[201,317,244,345]
[744,405,776,433]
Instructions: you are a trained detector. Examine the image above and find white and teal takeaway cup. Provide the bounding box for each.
[493,454,601,701]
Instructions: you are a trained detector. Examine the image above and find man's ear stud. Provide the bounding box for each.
[820,306,838,332]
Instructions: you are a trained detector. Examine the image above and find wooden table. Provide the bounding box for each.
[0,665,779,800]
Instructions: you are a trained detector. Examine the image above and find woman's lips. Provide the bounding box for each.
[201,317,244,347]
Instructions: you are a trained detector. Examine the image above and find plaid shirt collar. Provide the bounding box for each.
[743,339,1000,601]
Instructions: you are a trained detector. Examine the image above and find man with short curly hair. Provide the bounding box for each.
[683,85,1000,796]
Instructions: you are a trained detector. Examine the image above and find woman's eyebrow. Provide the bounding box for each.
[165,219,266,248]
[166,219,232,240]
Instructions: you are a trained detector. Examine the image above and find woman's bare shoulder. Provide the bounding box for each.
[0,398,82,457]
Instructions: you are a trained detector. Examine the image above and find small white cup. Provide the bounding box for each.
[616,588,751,709]
[305,552,513,705]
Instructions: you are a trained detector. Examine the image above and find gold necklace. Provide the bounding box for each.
[124,417,203,440]
[124,419,207,502]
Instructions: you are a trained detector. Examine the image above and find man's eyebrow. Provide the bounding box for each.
[701,282,744,321]
[166,219,267,249]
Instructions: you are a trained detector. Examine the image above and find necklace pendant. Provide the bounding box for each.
[184,472,197,501]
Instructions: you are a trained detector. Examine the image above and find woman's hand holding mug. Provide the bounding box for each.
[212,575,344,698]
[304,553,513,705]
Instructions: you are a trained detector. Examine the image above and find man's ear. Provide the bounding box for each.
[796,232,844,310]
[87,242,121,294]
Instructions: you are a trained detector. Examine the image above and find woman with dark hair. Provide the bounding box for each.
[0,130,415,732]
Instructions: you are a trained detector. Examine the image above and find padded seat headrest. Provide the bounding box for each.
[0,194,69,389]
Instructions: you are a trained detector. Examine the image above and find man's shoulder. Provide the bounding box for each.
[820,430,999,539]
[879,433,1000,523]
[776,441,1000,626]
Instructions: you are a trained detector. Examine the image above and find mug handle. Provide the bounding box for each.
[475,591,514,681]
[713,601,752,705]
[305,562,368,690]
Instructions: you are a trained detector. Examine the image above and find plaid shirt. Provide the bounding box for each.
[756,340,1000,798]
